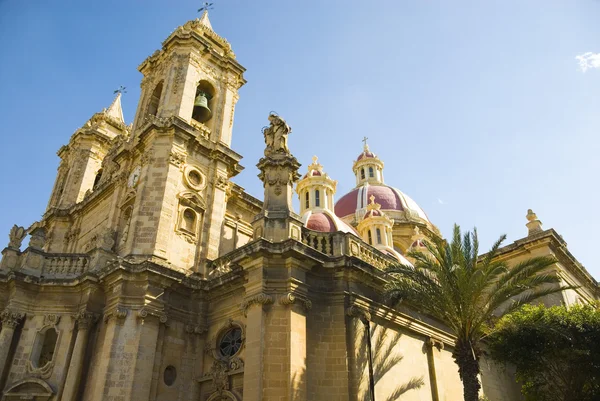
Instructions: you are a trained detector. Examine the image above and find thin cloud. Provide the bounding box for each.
[437,198,445,205]
[575,52,600,72]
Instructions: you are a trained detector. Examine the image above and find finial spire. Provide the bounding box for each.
[105,92,125,124]
[362,136,369,151]
[526,209,543,235]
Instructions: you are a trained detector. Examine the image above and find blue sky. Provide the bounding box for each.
[0,0,599,279]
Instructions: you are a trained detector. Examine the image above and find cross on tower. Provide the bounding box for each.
[362,136,369,151]
[198,1,214,12]
[113,86,127,95]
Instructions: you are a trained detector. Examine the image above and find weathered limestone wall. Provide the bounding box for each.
[480,356,523,401]
[306,299,349,401]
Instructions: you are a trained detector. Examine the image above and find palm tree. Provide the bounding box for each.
[384,225,571,401]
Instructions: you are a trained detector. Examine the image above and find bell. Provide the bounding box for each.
[192,92,212,123]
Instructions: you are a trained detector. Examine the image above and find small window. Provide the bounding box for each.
[182,209,196,233]
[361,169,366,180]
[147,82,163,117]
[369,167,374,178]
[93,169,103,189]
[376,228,382,244]
[368,230,373,245]
[315,190,320,207]
[164,365,177,386]
[305,192,309,209]
[32,327,58,369]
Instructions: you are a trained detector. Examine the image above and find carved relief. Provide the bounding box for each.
[74,312,99,330]
[240,293,273,317]
[346,305,372,322]
[8,225,26,250]
[278,293,312,311]
[137,307,168,325]
[103,306,128,324]
[0,310,25,328]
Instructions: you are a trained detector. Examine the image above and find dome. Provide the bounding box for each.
[356,150,376,162]
[302,210,358,236]
[335,184,429,223]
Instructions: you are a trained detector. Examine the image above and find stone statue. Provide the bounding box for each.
[8,225,26,250]
[263,113,291,155]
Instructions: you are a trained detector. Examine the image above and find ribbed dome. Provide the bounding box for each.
[335,184,429,223]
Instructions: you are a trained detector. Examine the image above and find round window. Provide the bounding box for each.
[163,365,177,386]
[188,170,202,186]
[219,327,243,357]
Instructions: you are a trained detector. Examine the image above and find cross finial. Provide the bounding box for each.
[312,155,318,164]
[113,86,127,95]
[198,1,214,12]
[362,136,369,150]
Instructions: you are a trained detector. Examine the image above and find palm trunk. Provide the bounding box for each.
[453,338,481,401]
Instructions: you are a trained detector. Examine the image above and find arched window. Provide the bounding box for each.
[376,228,382,244]
[315,190,320,207]
[182,209,197,233]
[368,230,373,245]
[305,192,309,209]
[369,167,374,178]
[93,169,103,189]
[147,82,163,117]
[361,169,366,180]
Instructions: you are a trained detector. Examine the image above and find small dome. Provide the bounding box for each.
[335,184,429,223]
[302,210,358,236]
[356,150,376,162]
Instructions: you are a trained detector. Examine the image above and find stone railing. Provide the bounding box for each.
[1,247,92,278]
[301,230,334,256]
[300,227,398,270]
[43,254,90,276]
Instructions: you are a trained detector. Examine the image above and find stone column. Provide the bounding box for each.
[61,312,98,401]
[0,310,24,380]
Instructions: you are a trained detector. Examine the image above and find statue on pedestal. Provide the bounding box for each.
[263,112,291,156]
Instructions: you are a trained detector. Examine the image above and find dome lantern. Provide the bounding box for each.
[352,138,385,187]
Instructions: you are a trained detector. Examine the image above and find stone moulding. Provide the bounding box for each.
[240,293,273,317]
[278,293,312,311]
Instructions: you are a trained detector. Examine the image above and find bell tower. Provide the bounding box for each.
[132,11,245,147]
[120,11,246,273]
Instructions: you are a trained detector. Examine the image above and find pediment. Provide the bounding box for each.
[3,378,54,401]
[178,191,206,210]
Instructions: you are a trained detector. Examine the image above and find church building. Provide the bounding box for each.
[0,11,597,401]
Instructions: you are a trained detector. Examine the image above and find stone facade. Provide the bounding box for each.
[0,11,598,401]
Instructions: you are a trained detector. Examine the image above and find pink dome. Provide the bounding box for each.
[356,150,376,161]
[302,210,358,236]
[335,184,429,223]
[306,212,335,232]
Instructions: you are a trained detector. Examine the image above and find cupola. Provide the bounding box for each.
[357,195,411,265]
[296,157,357,235]
[352,138,385,187]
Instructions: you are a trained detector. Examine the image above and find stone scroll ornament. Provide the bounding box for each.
[8,225,27,250]
[262,112,291,156]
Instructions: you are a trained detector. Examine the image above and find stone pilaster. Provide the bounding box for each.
[0,310,24,381]
[61,312,98,401]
